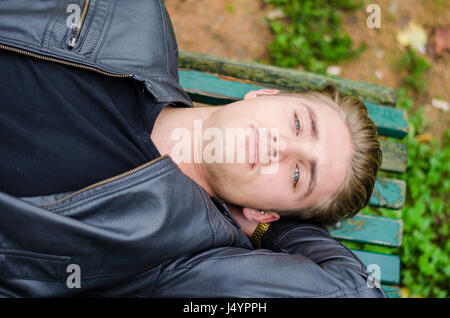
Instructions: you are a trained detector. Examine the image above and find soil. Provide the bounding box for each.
[165,0,449,141]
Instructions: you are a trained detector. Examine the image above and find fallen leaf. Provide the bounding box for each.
[396,22,427,53]
[326,65,341,76]
[266,8,284,20]
[400,287,410,298]
[375,70,383,79]
[388,2,399,15]
[431,98,449,111]
[429,26,450,56]
[376,50,385,59]
[415,132,433,143]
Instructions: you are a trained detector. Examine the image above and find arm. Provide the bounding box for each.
[0,158,242,297]
[149,219,387,298]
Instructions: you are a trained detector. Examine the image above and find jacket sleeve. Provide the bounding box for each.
[0,158,239,297]
[150,219,387,298]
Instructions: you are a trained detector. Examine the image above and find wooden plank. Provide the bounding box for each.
[370,178,406,209]
[329,214,403,247]
[179,69,408,139]
[380,139,407,173]
[382,285,401,298]
[180,70,407,208]
[179,50,398,106]
[364,101,408,139]
[352,250,400,285]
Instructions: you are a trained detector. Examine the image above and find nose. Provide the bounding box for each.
[276,133,312,163]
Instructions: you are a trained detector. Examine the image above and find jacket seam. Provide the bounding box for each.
[195,181,217,248]
[269,226,367,272]
[272,226,328,246]
[41,1,58,48]
[46,168,171,212]
[93,0,116,62]
[157,0,170,77]
[0,276,65,283]
[45,162,173,212]
[149,263,165,297]
[156,255,382,298]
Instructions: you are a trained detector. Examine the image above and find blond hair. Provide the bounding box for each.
[277,85,382,226]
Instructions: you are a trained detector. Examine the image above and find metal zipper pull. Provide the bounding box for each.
[68,33,78,49]
[68,0,90,49]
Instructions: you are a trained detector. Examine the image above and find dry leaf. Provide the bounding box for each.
[396,22,427,53]
[415,132,433,143]
[431,98,449,112]
[326,65,341,76]
[430,26,450,56]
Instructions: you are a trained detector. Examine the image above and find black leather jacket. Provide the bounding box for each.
[0,0,386,298]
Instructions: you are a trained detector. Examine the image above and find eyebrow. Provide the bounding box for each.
[304,103,318,138]
[300,103,319,198]
[304,160,317,198]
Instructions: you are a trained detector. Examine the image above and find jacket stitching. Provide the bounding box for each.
[41,1,58,48]
[157,0,170,77]
[149,263,166,297]
[156,254,383,298]
[46,167,171,212]
[45,162,173,212]
[195,181,217,248]
[93,0,116,62]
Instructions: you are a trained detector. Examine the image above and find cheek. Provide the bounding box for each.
[251,169,289,196]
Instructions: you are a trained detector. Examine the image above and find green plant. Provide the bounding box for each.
[382,48,448,297]
[264,0,365,73]
[345,51,449,298]
[395,49,431,94]
[396,88,449,297]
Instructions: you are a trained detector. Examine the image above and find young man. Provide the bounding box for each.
[151,86,381,235]
[0,0,385,297]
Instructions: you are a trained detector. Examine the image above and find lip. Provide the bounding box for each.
[249,125,259,169]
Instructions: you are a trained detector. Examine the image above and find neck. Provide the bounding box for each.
[151,105,218,196]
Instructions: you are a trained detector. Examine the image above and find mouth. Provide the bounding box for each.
[249,125,259,169]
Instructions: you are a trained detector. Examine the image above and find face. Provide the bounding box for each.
[201,93,352,213]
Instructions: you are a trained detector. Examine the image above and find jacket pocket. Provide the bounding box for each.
[0,249,71,281]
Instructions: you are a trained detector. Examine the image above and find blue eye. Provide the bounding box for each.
[295,115,300,135]
[293,164,300,187]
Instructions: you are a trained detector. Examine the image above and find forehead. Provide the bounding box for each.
[273,95,352,205]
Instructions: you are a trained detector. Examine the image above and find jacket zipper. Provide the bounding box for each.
[39,155,169,208]
[0,44,130,78]
[68,0,90,49]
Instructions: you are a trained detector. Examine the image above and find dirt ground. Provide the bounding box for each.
[165,0,449,140]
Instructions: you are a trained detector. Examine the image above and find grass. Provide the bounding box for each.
[264,0,366,73]
[263,0,449,297]
[346,50,449,298]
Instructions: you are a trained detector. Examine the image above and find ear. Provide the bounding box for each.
[242,207,280,223]
[243,89,280,100]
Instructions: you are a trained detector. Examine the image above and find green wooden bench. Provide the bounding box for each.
[178,50,407,298]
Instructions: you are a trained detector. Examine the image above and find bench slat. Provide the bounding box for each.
[179,50,398,106]
[329,213,403,247]
[179,69,408,139]
[382,285,401,298]
[179,54,405,292]
[352,249,400,285]
[371,178,406,209]
[179,71,407,209]
[379,139,407,173]
[364,101,408,139]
